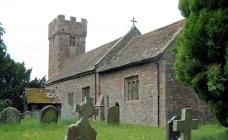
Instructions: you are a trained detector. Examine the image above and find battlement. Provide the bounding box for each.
[52,15,87,26]
[48,15,87,40]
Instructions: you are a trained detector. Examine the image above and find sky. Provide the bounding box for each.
[0,0,183,80]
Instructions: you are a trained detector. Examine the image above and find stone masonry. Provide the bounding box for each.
[48,15,87,78]
[47,74,95,119]
[46,16,213,126]
[162,41,213,124]
[100,63,159,125]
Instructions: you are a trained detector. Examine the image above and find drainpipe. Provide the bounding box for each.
[94,72,97,120]
[156,61,160,126]
[95,72,97,104]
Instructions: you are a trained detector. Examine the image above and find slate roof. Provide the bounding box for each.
[47,19,184,84]
[25,88,60,104]
[98,20,184,72]
[47,38,120,84]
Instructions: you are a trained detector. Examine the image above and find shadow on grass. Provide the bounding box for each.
[195,130,228,140]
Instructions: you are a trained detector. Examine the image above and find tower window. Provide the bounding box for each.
[69,35,75,46]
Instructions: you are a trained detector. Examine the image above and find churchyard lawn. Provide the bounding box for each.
[0,118,227,140]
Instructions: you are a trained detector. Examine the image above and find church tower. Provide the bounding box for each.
[48,15,87,78]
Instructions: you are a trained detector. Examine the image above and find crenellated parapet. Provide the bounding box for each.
[48,15,87,40]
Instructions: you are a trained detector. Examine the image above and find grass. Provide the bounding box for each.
[0,118,227,140]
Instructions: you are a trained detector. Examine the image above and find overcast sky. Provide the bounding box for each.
[0,0,183,80]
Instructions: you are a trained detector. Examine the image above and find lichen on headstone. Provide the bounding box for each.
[0,107,22,123]
[107,105,120,124]
[40,105,59,123]
[64,96,98,140]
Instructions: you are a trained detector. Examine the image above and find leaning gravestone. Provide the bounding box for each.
[64,96,99,140]
[107,105,119,124]
[166,116,180,140]
[23,111,32,119]
[173,108,199,140]
[40,105,59,123]
[0,107,22,123]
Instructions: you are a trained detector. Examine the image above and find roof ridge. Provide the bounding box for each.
[94,37,123,66]
[131,19,185,41]
[95,27,142,69]
[98,19,185,72]
[94,27,138,66]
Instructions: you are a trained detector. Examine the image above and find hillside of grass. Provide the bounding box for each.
[0,118,227,140]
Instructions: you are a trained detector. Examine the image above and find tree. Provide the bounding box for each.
[27,76,46,88]
[0,24,31,111]
[175,0,228,127]
[0,23,46,111]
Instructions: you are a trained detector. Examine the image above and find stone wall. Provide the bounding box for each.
[158,57,167,126]
[163,41,213,124]
[47,73,95,119]
[100,63,159,125]
[48,15,87,78]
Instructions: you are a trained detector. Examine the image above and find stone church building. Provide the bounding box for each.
[46,15,212,126]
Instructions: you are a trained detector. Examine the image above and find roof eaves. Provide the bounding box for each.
[46,69,95,86]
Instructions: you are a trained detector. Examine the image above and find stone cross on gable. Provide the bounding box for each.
[75,96,98,120]
[173,108,199,140]
[130,17,137,27]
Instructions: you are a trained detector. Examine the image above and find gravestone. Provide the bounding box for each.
[107,105,119,124]
[173,108,199,140]
[32,110,41,119]
[0,107,22,123]
[166,116,180,140]
[65,96,99,140]
[40,105,59,123]
[23,111,32,119]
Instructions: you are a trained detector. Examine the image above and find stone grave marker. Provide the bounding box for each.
[65,96,99,140]
[0,107,22,123]
[40,105,59,123]
[173,108,199,140]
[23,111,32,119]
[166,116,180,140]
[32,110,41,119]
[107,105,120,124]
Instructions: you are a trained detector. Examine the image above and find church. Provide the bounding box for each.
[46,15,212,126]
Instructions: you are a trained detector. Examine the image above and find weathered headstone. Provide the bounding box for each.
[0,107,22,123]
[32,110,41,119]
[173,108,199,140]
[107,105,119,124]
[23,111,32,119]
[40,105,59,123]
[65,96,98,140]
[166,116,180,140]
